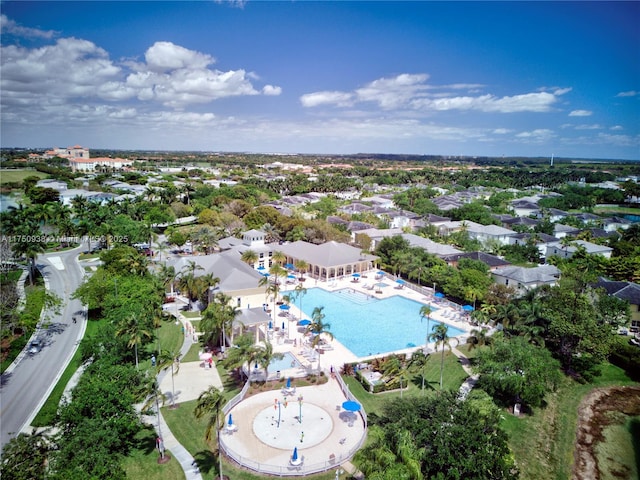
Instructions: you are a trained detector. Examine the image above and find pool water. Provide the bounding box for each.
[300,288,463,358]
[268,351,302,372]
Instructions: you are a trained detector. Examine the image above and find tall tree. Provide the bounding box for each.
[427,323,457,390]
[193,386,225,480]
[115,315,152,369]
[305,306,334,372]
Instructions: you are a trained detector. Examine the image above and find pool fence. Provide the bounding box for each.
[219,372,368,476]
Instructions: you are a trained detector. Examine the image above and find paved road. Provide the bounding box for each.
[0,245,87,450]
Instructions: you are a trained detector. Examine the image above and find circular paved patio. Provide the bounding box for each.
[220,380,366,475]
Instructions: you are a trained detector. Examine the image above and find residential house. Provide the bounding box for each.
[592,278,640,333]
[464,223,518,247]
[546,240,613,260]
[400,233,463,258]
[492,264,561,295]
[442,251,511,271]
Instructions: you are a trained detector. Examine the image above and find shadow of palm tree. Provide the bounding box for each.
[193,450,217,475]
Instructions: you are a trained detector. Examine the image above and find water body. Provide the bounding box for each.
[622,214,640,223]
[0,194,20,213]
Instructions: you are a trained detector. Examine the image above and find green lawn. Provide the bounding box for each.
[121,425,186,480]
[501,363,636,480]
[345,351,468,417]
[0,169,48,184]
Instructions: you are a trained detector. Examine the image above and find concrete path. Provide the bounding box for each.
[451,347,479,400]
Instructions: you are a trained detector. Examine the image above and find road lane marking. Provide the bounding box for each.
[48,256,65,270]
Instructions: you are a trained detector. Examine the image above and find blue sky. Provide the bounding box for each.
[1,1,638,159]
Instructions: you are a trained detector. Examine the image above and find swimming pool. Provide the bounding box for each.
[300,288,464,358]
[268,351,302,372]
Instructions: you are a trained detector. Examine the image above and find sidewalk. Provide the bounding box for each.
[451,347,479,400]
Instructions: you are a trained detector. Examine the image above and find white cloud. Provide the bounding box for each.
[610,125,624,130]
[144,41,214,72]
[516,129,555,142]
[569,109,592,117]
[574,124,602,130]
[300,91,354,107]
[355,73,430,109]
[302,74,561,113]
[616,90,638,97]
[0,27,281,118]
[0,14,56,39]
[413,92,558,113]
[262,85,282,96]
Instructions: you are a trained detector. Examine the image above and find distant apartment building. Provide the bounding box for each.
[69,157,133,173]
[45,145,90,160]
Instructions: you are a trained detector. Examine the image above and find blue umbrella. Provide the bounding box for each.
[228,414,233,426]
[282,321,286,330]
[396,279,405,284]
[262,272,270,277]
[285,263,295,270]
[352,273,361,277]
[268,321,273,330]
[435,292,445,298]
[287,274,296,279]
[292,447,298,461]
[298,319,311,326]
[257,266,265,271]
[462,305,474,312]
[342,400,361,412]
[286,377,291,388]
[279,304,290,310]
[376,271,385,275]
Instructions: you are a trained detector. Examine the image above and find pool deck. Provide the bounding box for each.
[160,271,478,476]
[276,272,476,367]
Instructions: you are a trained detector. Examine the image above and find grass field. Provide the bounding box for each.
[0,169,48,184]
[501,363,636,480]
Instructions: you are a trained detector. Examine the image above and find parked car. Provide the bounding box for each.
[28,338,43,355]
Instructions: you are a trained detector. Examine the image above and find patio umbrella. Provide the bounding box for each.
[257,266,265,271]
[285,263,295,270]
[228,414,233,426]
[287,274,296,280]
[462,305,474,312]
[282,321,286,330]
[268,321,273,330]
[396,279,405,285]
[352,273,361,277]
[286,377,291,389]
[298,319,311,326]
[199,352,213,361]
[292,447,298,462]
[342,400,361,412]
[279,304,290,311]
[435,292,445,299]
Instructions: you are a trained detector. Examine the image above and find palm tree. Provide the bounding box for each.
[427,323,457,390]
[305,306,334,373]
[11,227,46,286]
[240,249,258,268]
[193,386,226,479]
[294,259,309,281]
[272,250,286,267]
[116,315,153,369]
[465,327,492,350]
[156,348,180,408]
[226,333,261,381]
[256,340,284,379]
[262,223,280,244]
[157,265,177,297]
[293,284,307,318]
[419,305,433,352]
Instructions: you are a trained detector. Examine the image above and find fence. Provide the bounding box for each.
[218,373,368,476]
